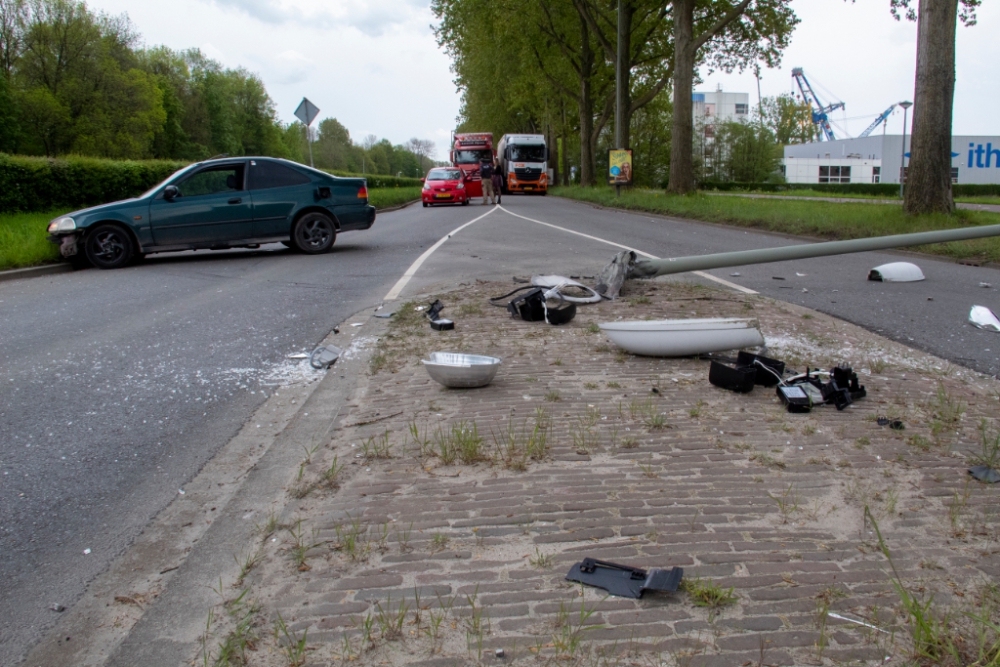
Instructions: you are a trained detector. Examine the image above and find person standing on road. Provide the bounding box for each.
[480,157,495,205]
[491,158,503,205]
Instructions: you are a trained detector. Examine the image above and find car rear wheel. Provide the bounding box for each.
[292,212,336,254]
[84,224,134,270]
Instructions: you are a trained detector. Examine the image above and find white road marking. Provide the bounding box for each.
[498,205,757,295]
[383,206,497,301]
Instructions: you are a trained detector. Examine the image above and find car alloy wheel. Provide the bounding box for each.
[84,224,134,269]
[292,212,336,254]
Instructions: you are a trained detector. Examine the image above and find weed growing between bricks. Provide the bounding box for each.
[191,279,1000,667]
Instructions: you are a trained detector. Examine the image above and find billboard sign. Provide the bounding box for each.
[608,149,633,186]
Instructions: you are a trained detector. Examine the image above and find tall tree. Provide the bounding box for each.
[667,0,797,194]
[757,93,815,145]
[893,0,979,215]
[571,0,676,151]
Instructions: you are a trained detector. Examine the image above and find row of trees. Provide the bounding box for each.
[433,0,979,214]
[0,0,435,176]
[432,0,798,190]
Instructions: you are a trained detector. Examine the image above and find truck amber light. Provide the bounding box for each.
[357,186,368,199]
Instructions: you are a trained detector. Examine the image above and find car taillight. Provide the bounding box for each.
[358,185,368,199]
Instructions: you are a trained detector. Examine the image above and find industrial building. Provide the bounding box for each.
[782,135,1000,185]
[693,88,750,138]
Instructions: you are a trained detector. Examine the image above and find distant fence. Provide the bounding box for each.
[700,181,1000,197]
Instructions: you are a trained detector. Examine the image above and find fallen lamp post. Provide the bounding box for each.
[626,223,1000,279]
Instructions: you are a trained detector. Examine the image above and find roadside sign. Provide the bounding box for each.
[608,149,633,186]
[294,98,320,126]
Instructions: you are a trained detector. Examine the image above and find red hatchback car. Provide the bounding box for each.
[421,167,469,207]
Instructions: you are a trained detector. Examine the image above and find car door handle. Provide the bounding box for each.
[228,197,242,204]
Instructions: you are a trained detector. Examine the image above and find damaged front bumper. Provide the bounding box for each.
[48,233,81,258]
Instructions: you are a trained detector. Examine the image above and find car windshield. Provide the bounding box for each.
[428,169,461,180]
[508,145,547,162]
[138,163,199,198]
[453,149,492,164]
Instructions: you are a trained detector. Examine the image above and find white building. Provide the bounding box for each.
[693,89,750,138]
[782,135,1000,185]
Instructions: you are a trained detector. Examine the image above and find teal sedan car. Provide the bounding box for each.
[47,157,376,269]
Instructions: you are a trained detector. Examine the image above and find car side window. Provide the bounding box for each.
[177,165,245,197]
[249,160,311,190]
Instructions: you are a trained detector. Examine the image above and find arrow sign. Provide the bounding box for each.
[294,98,320,126]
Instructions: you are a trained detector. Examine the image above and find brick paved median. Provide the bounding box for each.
[207,278,1000,667]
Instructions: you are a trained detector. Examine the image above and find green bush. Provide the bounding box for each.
[0,154,425,214]
[699,181,1000,197]
[0,154,187,213]
[324,170,423,189]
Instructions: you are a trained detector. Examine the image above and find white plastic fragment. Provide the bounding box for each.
[969,305,1000,332]
[83,548,91,555]
[868,262,925,282]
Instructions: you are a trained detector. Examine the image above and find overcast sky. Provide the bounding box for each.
[89,0,997,159]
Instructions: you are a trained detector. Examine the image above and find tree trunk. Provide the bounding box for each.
[560,101,569,185]
[904,0,957,215]
[579,15,596,186]
[667,0,695,194]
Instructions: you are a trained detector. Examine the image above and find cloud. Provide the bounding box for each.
[206,0,430,37]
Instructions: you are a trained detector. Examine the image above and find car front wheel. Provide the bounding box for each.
[84,224,134,269]
[292,212,336,254]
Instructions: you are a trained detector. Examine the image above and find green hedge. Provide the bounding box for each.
[0,153,425,214]
[700,181,1000,197]
[325,170,423,189]
[0,154,188,213]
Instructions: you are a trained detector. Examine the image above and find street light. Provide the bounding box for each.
[898,100,913,198]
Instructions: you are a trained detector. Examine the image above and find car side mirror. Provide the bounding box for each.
[420,178,425,183]
[163,185,179,200]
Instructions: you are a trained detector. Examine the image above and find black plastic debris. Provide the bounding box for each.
[708,352,787,393]
[877,417,905,430]
[773,366,866,413]
[310,345,341,369]
[737,351,786,387]
[492,286,576,325]
[969,465,1000,484]
[426,300,455,331]
[709,360,756,393]
[566,558,683,599]
[777,385,811,412]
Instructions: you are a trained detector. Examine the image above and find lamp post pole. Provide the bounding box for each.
[898,100,912,198]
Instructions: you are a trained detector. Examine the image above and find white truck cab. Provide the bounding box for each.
[497,134,548,194]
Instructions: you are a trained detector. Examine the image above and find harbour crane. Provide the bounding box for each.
[858,104,896,138]
[791,67,845,142]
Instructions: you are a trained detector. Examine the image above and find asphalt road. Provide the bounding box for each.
[0,206,470,666]
[3,194,999,665]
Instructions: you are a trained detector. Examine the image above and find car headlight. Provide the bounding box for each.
[422,182,431,190]
[47,217,76,233]
[456,182,465,189]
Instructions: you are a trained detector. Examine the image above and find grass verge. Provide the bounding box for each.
[552,185,1000,264]
[0,210,65,270]
[368,186,421,210]
[0,188,421,272]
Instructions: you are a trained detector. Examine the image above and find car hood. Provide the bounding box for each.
[66,197,143,219]
[427,180,463,187]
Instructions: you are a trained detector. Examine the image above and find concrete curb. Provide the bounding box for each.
[0,262,73,284]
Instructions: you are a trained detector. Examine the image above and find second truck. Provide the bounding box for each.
[497,134,548,195]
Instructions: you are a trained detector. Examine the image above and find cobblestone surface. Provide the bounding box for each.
[214,279,1000,667]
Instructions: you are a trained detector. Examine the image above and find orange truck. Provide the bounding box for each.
[450,133,494,199]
